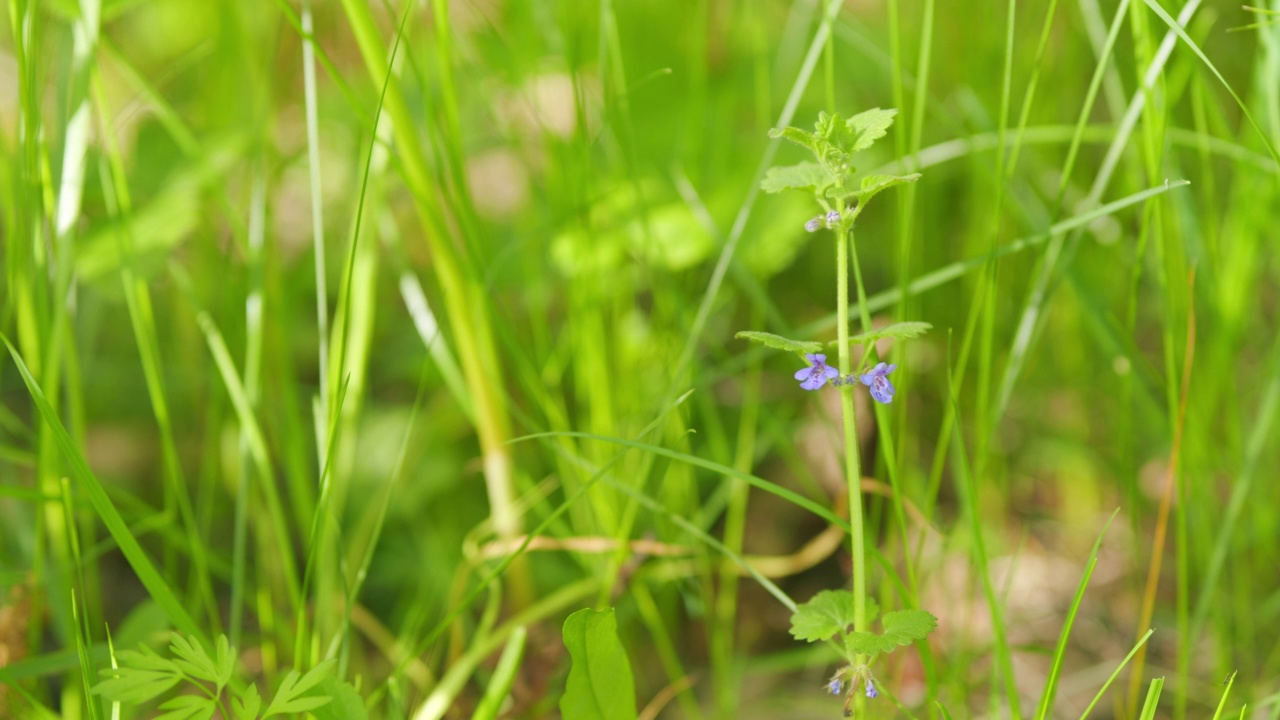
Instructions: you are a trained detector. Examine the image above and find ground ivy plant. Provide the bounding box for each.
[738,108,937,715]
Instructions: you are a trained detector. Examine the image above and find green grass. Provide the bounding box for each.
[2,0,1279,718]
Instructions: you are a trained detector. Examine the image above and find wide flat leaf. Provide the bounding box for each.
[560,608,637,720]
[789,590,880,642]
[760,162,831,194]
[848,108,898,152]
[734,331,822,356]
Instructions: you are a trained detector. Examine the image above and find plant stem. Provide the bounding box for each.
[835,224,867,673]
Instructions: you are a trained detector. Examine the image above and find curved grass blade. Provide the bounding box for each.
[2,337,202,642]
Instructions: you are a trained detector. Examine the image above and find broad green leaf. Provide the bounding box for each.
[263,659,336,717]
[760,162,832,194]
[169,634,219,686]
[845,609,938,656]
[91,668,182,704]
[234,684,262,720]
[560,608,637,720]
[768,125,819,154]
[789,590,880,642]
[848,108,898,152]
[734,331,822,356]
[309,675,368,720]
[832,322,933,347]
[155,694,217,720]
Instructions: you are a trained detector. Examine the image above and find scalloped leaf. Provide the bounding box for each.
[768,126,819,154]
[826,172,921,202]
[760,162,832,194]
[848,108,898,152]
[831,322,933,347]
[789,590,881,642]
[735,331,823,356]
[844,609,938,656]
[816,111,857,153]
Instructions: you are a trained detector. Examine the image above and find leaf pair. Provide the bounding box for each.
[789,589,937,660]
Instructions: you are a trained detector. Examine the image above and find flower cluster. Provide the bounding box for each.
[804,209,844,232]
[825,668,879,708]
[796,355,897,404]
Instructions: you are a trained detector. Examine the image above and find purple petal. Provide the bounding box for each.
[869,377,895,404]
[859,372,874,386]
[795,367,812,381]
[870,362,888,376]
[883,363,897,375]
[800,374,828,391]
[812,354,827,365]
[824,366,839,379]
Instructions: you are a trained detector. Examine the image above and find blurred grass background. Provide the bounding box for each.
[2,0,1279,717]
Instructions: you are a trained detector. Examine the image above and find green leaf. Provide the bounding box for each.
[847,108,898,152]
[734,331,822,356]
[760,162,832,194]
[263,659,336,717]
[234,684,262,720]
[214,635,235,689]
[169,634,219,686]
[155,694,217,720]
[826,173,921,202]
[881,609,938,644]
[117,645,181,674]
[308,675,368,720]
[833,322,933,347]
[91,667,182,704]
[845,609,938,656]
[789,590,880,642]
[816,111,857,153]
[560,608,637,720]
[768,125,819,154]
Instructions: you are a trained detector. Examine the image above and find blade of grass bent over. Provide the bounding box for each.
[3,337,203,643]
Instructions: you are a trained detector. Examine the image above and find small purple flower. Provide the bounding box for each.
[865,680,878,699]
[826,210,842,227]
[859,362,897,404]
[828,678,844,695]
[795,353,839,391]
[804,217,822,232]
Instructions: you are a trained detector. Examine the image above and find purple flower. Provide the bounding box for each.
[859,362,897,404]
[804,217,822,232]
[795,353,839,391]
[826,210,842,227]
[865,680,878,699]
[828,678,844,696]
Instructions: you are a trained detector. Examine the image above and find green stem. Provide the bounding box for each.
[835,224,867,676]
